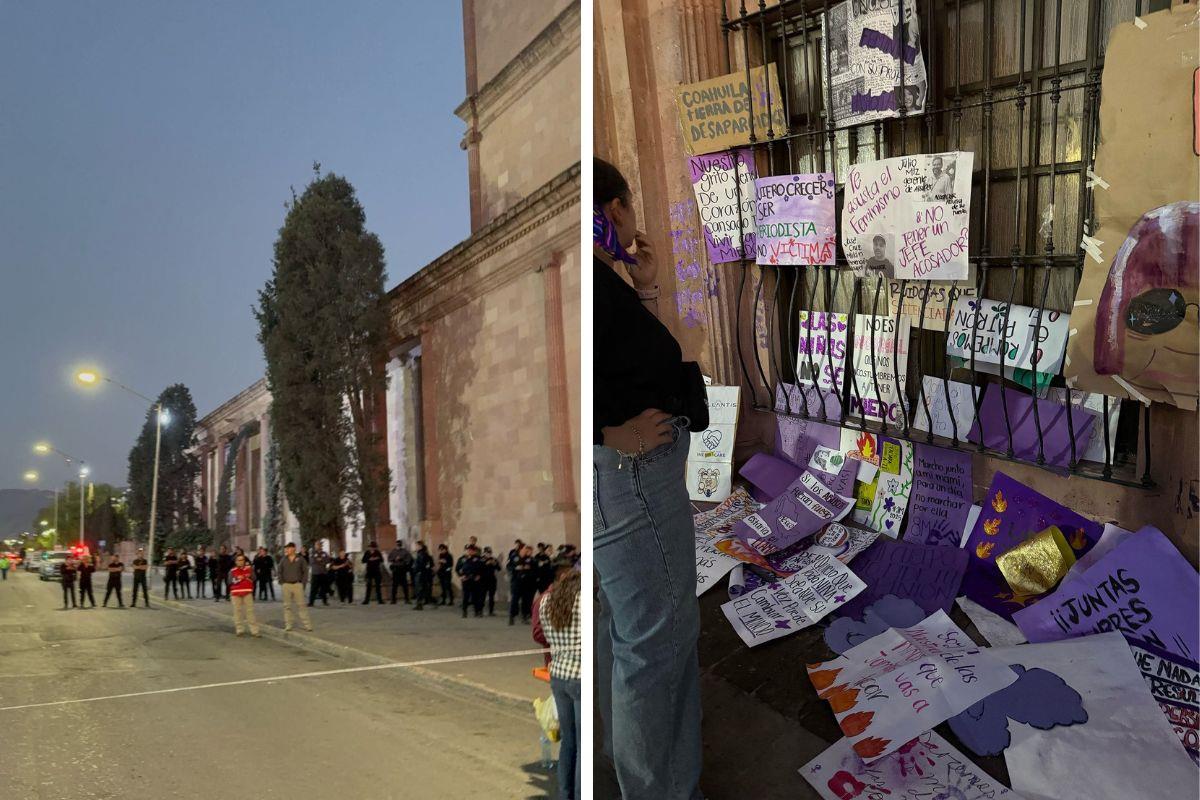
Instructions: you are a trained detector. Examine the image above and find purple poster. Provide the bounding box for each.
[836,537,969,620]
[753,173,836,266]
[967,387,1098,471]
[774,415,843,468]
[733,456,858,556]
[961,471,1104,622]
[904,443,973,547]
[687,149,757,263]
[1013,526,1199,662]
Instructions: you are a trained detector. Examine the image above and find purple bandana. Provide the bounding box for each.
[593,204,637,266]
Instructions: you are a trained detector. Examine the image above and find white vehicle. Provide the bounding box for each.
[38,551,73,581]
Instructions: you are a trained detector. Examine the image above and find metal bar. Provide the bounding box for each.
[741,2,757,144]
[867,274,889,434]
[825,266,844,420]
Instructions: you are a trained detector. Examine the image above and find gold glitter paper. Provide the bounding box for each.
[996,526,1077,596]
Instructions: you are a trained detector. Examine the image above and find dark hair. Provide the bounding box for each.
[595,157,630,206]
[873,234,886,245]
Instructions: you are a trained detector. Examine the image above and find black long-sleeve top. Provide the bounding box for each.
[594,256,686,444]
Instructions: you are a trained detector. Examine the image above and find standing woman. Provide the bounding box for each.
[593,157,706,800]
[539,568,581,800]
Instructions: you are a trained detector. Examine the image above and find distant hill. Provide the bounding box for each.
[0,488,53,537]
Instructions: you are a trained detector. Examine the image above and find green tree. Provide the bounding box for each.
[31,482,128,550]
[127,384,200,555]
[255,166,391,547]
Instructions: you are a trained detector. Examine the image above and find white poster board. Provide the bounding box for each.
[687,386,741,503]
[946,297,1070,375]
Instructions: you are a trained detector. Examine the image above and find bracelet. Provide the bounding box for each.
[631,424,645,455]
[636,285,660,300]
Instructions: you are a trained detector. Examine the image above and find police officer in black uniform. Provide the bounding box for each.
[510,545,537,625]
[215,545,234,601]
[388,541,413,604]
[131,549,150,607]
[361,542,385,605]
[533,543,554,593]
[412,541,434,610]
[103,555,125,608]
[78,554,97,608]
[162,548,179,599]
[481,546,501,616]
[60,557,78,609]
[194,547,209,598]
[435,544,455,606]
[506,539,524,624]
[459,545,486,618]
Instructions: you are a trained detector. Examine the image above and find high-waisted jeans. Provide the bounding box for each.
[594,420,702,800]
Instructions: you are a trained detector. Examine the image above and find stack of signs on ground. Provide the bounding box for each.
[904,443,973,546]
[1012,525,1198,663]
[820,0,929,127]
[842,153,973,280]
[848,314,910,425]
[806,610,1018,761]
[1129,639,1200,764]
[728,521,881,599]
[946,298,1070,383]
[694,487,761,597]
[734,453,858,556]
[687,150,758,263]
[962,472,1103,621]
[674,64,788,156]
[687,384,740,502]
[721,551,865,647]
[990,634,1197,800]
[835,536,968,621]
[754,173,836,265]
[800,731,1024,800]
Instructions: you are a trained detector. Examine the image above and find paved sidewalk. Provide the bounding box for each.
[144,573,550,711]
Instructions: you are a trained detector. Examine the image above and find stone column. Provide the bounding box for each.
[541,251,580,544]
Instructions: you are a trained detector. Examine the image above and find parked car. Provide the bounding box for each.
[38,551,73,581]
[25,552,42,572]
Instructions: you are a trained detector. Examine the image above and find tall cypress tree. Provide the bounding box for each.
[127,383,200,555]
[256,166,391,547]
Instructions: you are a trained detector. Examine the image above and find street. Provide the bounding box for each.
[0,571,555,799]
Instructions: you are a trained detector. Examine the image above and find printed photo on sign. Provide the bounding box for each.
[796,311,849,393]
[687,150,758,263]
[946,297,1070,374]
[843,152,973,280]
[754,172,836,265]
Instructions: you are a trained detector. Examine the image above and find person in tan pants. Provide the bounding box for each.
[227,553,260,637]
[277,542,313,631]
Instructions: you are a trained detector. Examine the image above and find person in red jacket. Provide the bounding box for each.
[228,553,260,637]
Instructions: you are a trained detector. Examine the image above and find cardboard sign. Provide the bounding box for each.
[843,153,973,280]
[836,536,969,621]
[795,311,849,392]
[687,150,758,263]
[1012,526,1199,662]
[905,443,973,547]
[800,731,1025,800]
[721,552,864,647]
[728,522,880,599]
[807,610,1018,762]
[849,314,910,425]
[734,457,858,556]
[887,271,978,331]
[947,297,1070,375]
[820,0,930,127]
[753,172,837,265]
[675,64,788,156]
[1130,639,1200,764]
[1045,387,1122,464]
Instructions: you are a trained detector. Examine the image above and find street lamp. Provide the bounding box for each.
[32,443,84,550]
[75,369,166,567]
[23,470,38,482]
[78,465,90,549]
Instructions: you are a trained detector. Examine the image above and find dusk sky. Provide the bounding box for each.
[0,1,469,487]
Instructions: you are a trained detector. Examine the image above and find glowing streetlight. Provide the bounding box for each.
[39,520,48,527]
[76,370,98,385]
[23,470,38,482]
[33,443,50,454]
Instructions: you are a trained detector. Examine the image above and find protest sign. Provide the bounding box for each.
[905,443,973,547]
[686,461,731,502]
[966,388,1099,471]
[1012,526,1199,662]
[775,415,844,468]
[753,172,836,266]
[1046,387,1121,464]
[800,731,1025,800]
[688,385,741,502]
[993,634,1197,800]
[825,595,927,655]
[739,453,802,504]
[775,382,843,419]
[820,0,929,127]
[1130,639,1200,764]
[705,385,741,424]
[806,610,1017,762]
[843,153,973,280]
[962,472,1103,621]
[795,311,848,392]
[695,532,743,596]
[675,64,788,156]
[887,271,977,331]
[734,457,858,556]
[955,595,1028,647]
[912,376,979,442]
[729,522,880,599]
[687,150,757,263]
[721,552,864,647]
[848,314,910,424]
[686,423,735,462]
[836,536,968,620]
[946,297,1070,375]
[693,486,760,538]
[863,437,913,535]
[1064,522,1134,580]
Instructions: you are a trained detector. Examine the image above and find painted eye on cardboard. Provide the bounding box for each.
[1125,288,1198,335]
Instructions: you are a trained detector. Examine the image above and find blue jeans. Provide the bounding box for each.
[594,421,702,800]
[551,676,581,800]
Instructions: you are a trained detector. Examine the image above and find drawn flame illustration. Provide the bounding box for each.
[840,711,875,737]
[808,667,842,692]
[976,541,996,559]
[824,684,860,713]
[856,433,875,461]
[852,737,892,759]
[1069,528,1087,550]
[991,489,1008,513]
[983,518,1001,536]
[996,590,1039,608]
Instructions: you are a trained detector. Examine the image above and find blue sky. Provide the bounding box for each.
[0,1,469,487]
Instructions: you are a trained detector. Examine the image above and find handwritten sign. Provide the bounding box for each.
[1046,387,1122,464]
[1013,526,1199,662]
[849,314,910,424]
[905,443,973,547]
[734,457,858,556]
[843,153,973,280]
[837,536,969,620]
[820,0,930,127]
[1130,640,1200,764]
[721,552,864,646]
[796,311,849,392]
[947,297,1070,374]
[807,610,1018,762]
[695,532,743,596]
[753,172,836,265]
[912,376,979,442]
[801,731,1025,800]
[675,64,788,156]
[887,270,977,331]
[694,486,760,538]
[687,150,757,263]
[864,437,914,535]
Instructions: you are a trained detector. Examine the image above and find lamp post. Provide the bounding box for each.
[76,371,167,567]
[78,465,89,548]
[33,443,86,550]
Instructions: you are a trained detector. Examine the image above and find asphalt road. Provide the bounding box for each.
[0,571,554,799]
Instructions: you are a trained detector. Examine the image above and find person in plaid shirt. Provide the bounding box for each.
[539,567,581,800]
